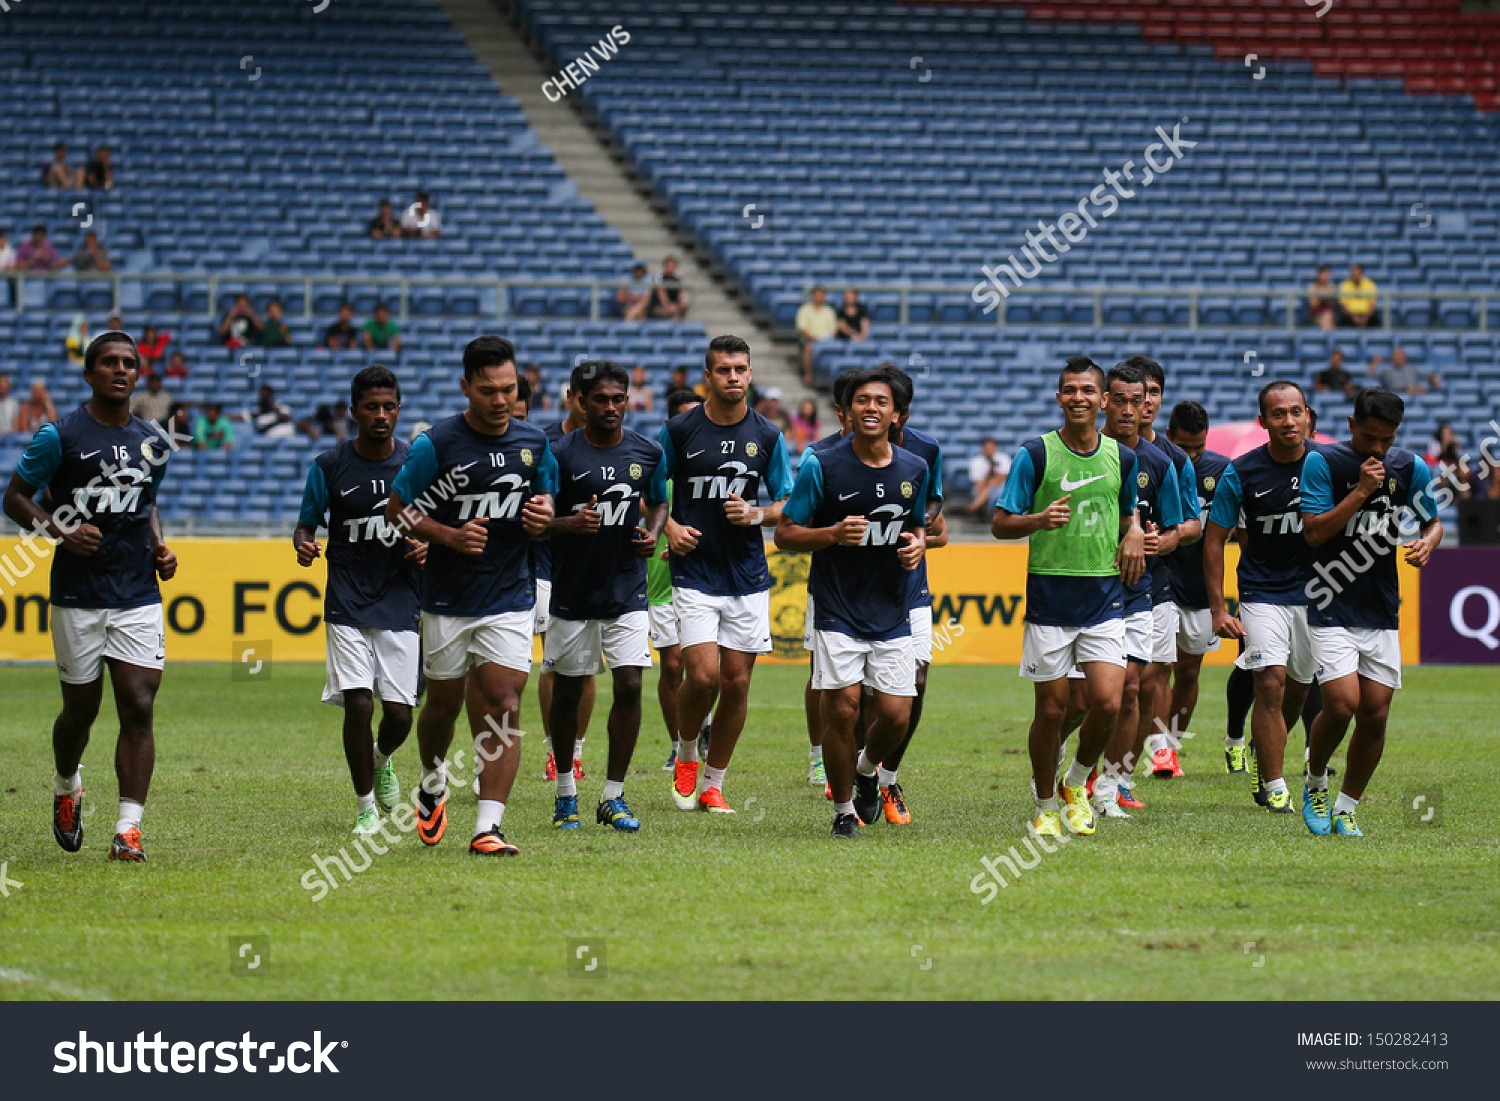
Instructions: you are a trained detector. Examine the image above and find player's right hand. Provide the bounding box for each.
[62,522,103,557]
[1037,494,1071,530]
[296,539,322,567]
[1213,609,1246,640]
[832,515,869,545]
[666,517,700,554]
[1357,456,1386,497]
[449,518,488,556]
[570,495,602,535]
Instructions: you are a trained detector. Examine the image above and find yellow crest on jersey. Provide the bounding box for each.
[141,440,155,461]
[901,481,914,498]
[521,448,534,466]
[629,463,643,480]
[1204,476,1216,491]
[1387,477,1396,493]
[1138,471,1150,488]
[745,441,759,458]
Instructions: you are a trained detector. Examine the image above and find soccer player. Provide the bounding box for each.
[293,365,422,835]
[1128,356,1202,778]
[386,336,556,857]
[1092,361,1183,819]
[1299,387,1441,836]
[4,331,176,862]
[1204,380,1318,816]
[542,361,669,831]
[776,368,928,838]
[1162,400,1232,765]
[649,389,706,771]
[660,335,794,813]
[992,357,1145,838]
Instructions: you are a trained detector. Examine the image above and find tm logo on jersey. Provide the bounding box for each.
[573,484,637,526]
[71,467,149,515]
[860,504,908,547]
[454,474,526,521]
[1255,510,1304,535]
[689,461,751,501]
[345,515,405,545]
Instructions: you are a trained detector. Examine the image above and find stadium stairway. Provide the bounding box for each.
[437,0,815,408]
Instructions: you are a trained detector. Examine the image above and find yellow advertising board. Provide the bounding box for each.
[0,537,1419,665]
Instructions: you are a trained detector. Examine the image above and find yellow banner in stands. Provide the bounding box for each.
[0,537,1418,666]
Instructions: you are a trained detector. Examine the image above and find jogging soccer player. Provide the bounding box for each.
[542,361,669,831]
[4,331,176,862]
[1092,360,1183,819]
[992,356,1146,838]
[386,336,556,857]
[661,334,794,813]
[649,389,707,771]
[776,368,928,838]
[1204,380,1318,816]
[1129,356,1202,778]
[1299,387,1441,836]
[1161,400,1233,766]
[293,365,422,835]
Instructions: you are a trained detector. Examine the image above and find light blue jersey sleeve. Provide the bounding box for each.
[656,423,676,479]
[1119,450,1139,516]
[1300,450,1335,514]
[927,445,945,503]
[13,422,62,490]
[1207,462,1245,528]
[534,445,559,496]
[994,445,1037,514]
[782,449,824,526]
[766,433,795,500]
[646,444,670,506]
[1157,462,1185,528]
[298,462,329,530]
[1178,456,1197,523]
[391,432,438,505]
[911,465,931,527]
[1407,456,1439,524]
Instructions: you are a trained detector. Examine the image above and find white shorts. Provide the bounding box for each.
[1123,608,1153,664]
[422,609,535,680]
[1235,602,1318,684]
[1150,601,1179,664]
[675,586,772,654]
[811,629,916,696]
[321,624,420,706]
[1020,618,1127,683]
[908,605,934,666]
[51,603,165,683]
[648,601,680,650]
[1310,626,1402,690]
[1175,606,1222,656]
[533,578,552,636]
[803,593,815,651]
[543,611,653,677]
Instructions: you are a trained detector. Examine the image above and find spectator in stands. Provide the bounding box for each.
[15,225,65,271]
[363,301,401,353]
[795,285,838,385]
[523,363,552,411]
[1338,263,1380,328]
[322,302,360,350]
[131,373,172,423]
[1426,422,1461,465]
[1313,348,1358,400]
[167,403,194,447]
[194,403,234,451]
[136,324,171,374]
[369,200,400,239]
[628,365,654,414]
[401,192,442,239]
[297,400,350,442]
[42,143,82,189]
[0,375,18,435]
[647,256,690,320]
[619,262,653,320]
[0,230,14,272]
[966,437,1011,515]
[17,380,58,434]
[789,397,820,452]
[1306,265,1337,331]
[72,231,112,273]
[665,366,690,402]
[106,310,123,331]
[835,287,870,342]
[259,299,294,347]
[65,314,90,366]
[83,146,114,191]
[1369,348,1440,394]
[1436,443,1472,500]
[219,293,262,348]
[755,386,792,435]
[248,384,296,438]
[164,351,190,380]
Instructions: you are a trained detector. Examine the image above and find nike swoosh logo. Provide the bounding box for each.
[686,449,705,459]
[80,450,101,460]
[1254,488,1274,498]
[1059,473,1105,491]
[454,462,477,472]
[341,486,359,496]
[838,491,859,501]
[571,471,590,481]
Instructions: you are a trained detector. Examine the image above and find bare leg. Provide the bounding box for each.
[106,661,160,806]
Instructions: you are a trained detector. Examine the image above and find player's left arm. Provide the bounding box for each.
[293,461,327,567]
[897,465,930,571]
[149,505,176,581]
[635,453,672,556]
[774,452,856,550]
[730,432,795,527]
[1153,462,1186,557]
[1115,451,1146,585]
[521,444,559,537]
[1402,458,1444,566]
[1174,456,1201,546]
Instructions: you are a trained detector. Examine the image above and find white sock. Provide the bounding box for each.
[877,766,898,787]
[53,771,81,797]
[476,799,505,833]
[1306,769,1329,791]
[1264,776,1289,796]
[835,799,856,817]
[602,779,624,801]
[1036,794,1060,813]
[680,736,699,762]
[1119,763,1136,787]
[573,738,584,761]
[1226,736,1247,748]
[809,744,823,762]
[704,765,726,791]
[855,750,878,778]
[1063,759,1092,789]
[1094,773,1119,801]
[373,745,390,770]
[556,772,577,797]
[419,766,447,801]
[356,792,375,815]
[1333,791,1359,815]
[115,799,144,837]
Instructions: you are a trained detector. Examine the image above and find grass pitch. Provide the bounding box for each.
[0,662,1496,1001]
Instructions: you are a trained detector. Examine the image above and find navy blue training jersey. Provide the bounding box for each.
[298,438,421,632]
[1117,436,1185,615]
[783,436,930,641]
[391,413,559,617]
[658,405,795,597]
[895,425,945,611]
[1169,449,1231,610]
[1207,442,1318,606]
[548,428,669,621]
[14,406,170,609]
[529,418,570,586]
[1302,443,1435,629]
[1144,430,1198,605]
